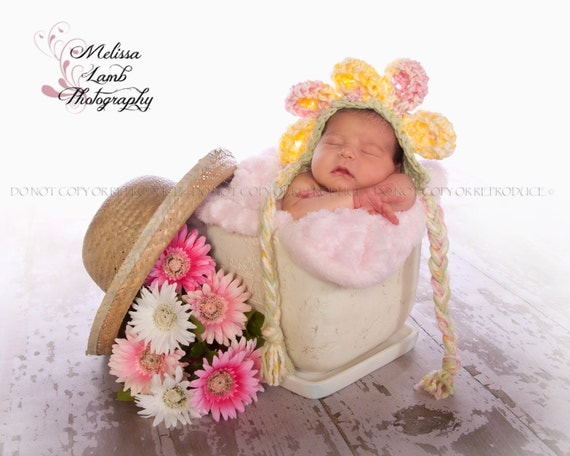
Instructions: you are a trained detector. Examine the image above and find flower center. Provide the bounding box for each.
[162,385,187,410]
[153,303,177,331]
[139,347,164,374]
[206,370,234,396]
[163,251,190,280]
[198,296,226,323]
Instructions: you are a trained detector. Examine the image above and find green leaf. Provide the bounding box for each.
[246,310,265,339]
[116,386,134,402]
[188,341,207,358]
[190,315,205,337]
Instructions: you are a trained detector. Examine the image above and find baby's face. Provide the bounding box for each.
[311,110,400,192]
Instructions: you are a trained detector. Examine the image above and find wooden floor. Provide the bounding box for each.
[1,163,568,456]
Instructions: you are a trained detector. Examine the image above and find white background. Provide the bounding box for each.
[1,1,568,291]
[2,1,568,185]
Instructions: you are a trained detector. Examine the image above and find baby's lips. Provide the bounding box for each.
[332,166,352,177]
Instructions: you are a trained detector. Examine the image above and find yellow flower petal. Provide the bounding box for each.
[279,118,316,164]
[402,111,456,160]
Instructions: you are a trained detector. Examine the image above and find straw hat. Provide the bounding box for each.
[82,149,237,356]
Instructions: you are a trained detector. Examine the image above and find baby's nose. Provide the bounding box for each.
[338,146,355,158]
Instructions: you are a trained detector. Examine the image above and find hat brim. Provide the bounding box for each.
[86,149,237,355]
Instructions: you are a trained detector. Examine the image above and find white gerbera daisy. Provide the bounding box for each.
[134,365,203,428]
[129,282,196,354]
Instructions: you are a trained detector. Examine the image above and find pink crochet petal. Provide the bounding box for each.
[386,59,429,114]
[284,80,336,118]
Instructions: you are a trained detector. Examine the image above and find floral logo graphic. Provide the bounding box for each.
[34,22,88,113]
[34,22,153,113]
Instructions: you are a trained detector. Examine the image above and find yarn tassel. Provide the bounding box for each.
[261,326,295,385]
[415,193,460,399]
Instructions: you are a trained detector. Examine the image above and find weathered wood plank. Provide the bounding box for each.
[413,248,569,456]
[155,386,351,456]
[414,224,570,454]
[320,318,558,456]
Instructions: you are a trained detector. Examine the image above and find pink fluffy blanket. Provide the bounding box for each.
[195,149,427,288]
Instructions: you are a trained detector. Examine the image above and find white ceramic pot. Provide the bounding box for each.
[205,224,421,398]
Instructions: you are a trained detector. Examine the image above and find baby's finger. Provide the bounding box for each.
[380,205,400,225]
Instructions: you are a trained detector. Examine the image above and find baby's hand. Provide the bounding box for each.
[353,183,406,225]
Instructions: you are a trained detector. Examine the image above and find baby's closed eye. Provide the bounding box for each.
[361,148,383,157]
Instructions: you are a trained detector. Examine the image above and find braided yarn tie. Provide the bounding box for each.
[258,166,298,385]
[415,193,461,399]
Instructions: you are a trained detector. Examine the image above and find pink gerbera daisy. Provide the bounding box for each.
[182,269,252,345]
[228,337,265,387]
[189,348,262,421]
[109,325,186,395]
[145,225,216,293]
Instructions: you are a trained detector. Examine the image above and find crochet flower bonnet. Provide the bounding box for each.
[279,57,455,188]
[258,57,460,400]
